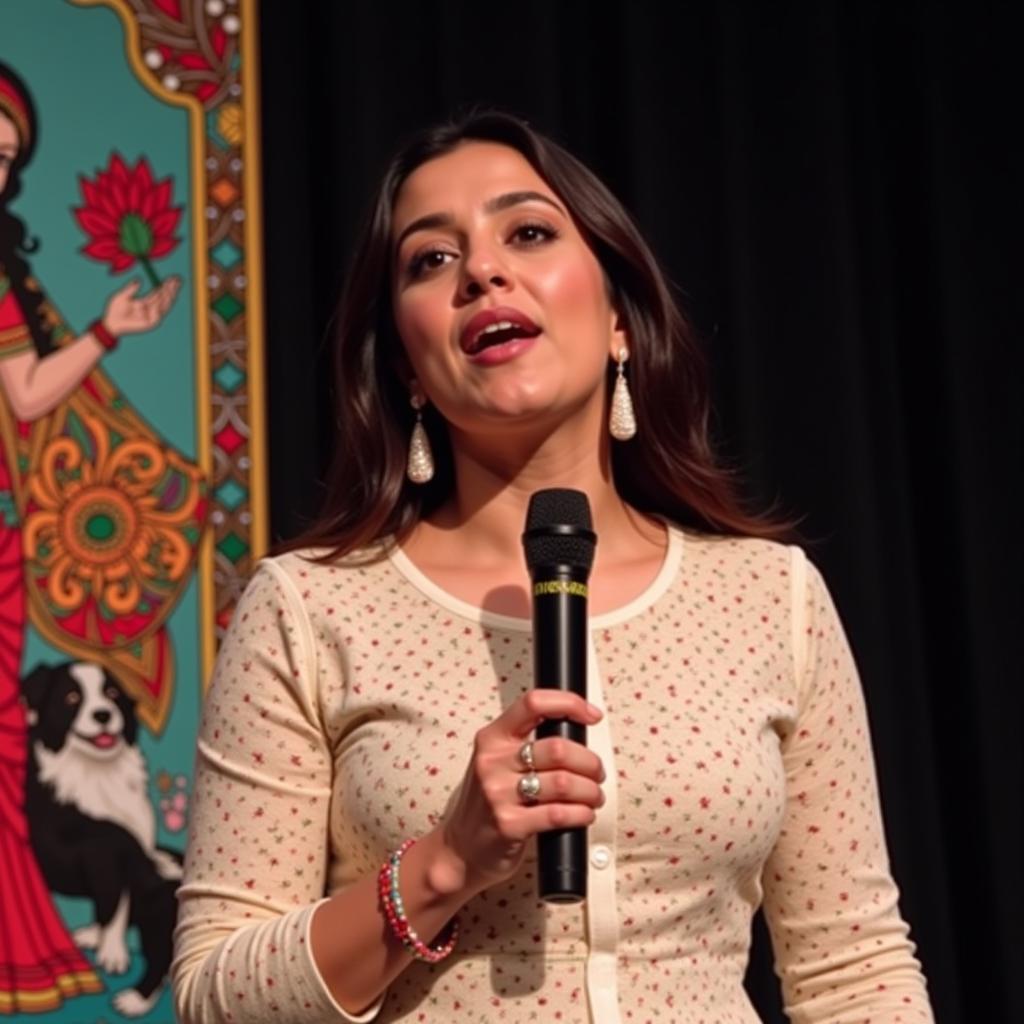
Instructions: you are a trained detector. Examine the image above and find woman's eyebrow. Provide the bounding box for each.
[395,190,565,251]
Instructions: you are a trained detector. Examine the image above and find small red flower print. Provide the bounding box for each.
[74,153,182,286]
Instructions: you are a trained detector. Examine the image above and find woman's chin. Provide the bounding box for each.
[450,394,602,443]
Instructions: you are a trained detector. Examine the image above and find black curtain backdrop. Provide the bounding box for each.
[258,4,1020,1021]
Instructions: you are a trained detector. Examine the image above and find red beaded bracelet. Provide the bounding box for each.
[378,838,459,963]
[88,318,118,351]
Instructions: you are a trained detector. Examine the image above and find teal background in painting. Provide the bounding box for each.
[3,2,203,1020]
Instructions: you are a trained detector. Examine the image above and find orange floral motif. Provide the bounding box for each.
[216,103,243,145]
[21,411,198,618]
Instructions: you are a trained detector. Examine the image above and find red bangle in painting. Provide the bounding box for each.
[88,318,118,351]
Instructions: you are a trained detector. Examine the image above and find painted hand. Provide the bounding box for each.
[102,275,181,337]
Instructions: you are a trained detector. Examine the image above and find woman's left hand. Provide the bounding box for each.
[101,275,181,337]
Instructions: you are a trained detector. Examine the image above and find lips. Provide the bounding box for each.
[460,306,541,355]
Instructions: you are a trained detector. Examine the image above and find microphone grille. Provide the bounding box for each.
[523,489,596,573]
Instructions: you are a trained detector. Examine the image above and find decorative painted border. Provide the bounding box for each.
[74,0,267,684]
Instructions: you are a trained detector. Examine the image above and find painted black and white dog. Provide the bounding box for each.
[22,661,183,1018]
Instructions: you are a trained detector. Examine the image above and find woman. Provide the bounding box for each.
[0,61,179,1014]
[172,111,934,1023]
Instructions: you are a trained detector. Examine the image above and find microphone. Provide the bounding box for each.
[521,488,597,903]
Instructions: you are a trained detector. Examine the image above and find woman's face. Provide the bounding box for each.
[0,114,19,195]
[390,140,626,440]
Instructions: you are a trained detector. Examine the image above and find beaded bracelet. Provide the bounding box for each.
[377,838,459,963]
[88,318,118,351]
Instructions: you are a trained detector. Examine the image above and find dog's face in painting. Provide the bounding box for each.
[22,662,138,761]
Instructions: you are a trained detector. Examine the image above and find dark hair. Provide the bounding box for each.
[277,109,795,560]
[0,62,55,357]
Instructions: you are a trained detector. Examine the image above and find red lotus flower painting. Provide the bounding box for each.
[74,153,182,286]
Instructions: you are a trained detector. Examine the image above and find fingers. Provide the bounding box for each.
[492,766,603,842]
[528,735,605,783]
[147,276,179,314]
[134,276,180,329]
[495,689,602,741]
[527,768,605,809]
[158,276,180,317]
[116,279,142,299]
[104,275,182,336]
[495,800,599,842]
[449,692,607,880]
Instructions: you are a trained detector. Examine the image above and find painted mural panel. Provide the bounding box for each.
[0,1,266,1019]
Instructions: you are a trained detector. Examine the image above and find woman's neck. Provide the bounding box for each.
[408,419,665,576]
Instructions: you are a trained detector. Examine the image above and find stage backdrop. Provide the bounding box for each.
[1,0,265,1020]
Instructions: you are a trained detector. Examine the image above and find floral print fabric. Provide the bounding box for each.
[172,530,933,1024]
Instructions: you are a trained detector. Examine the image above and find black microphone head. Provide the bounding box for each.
[522,488,597,575]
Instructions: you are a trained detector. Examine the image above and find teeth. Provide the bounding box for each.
[469,319,534,352]
[480,320,516,335]
[474,321,523,349]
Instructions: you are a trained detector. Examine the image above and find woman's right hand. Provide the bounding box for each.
[437,690,606,896]
[102,275,181,338]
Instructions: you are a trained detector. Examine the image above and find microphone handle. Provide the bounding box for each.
[532,565,589,903]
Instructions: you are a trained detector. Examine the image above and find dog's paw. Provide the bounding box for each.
[73,923,101,949]
[97,932,131,974]
[153,849,183,880]
[112,987,159,1018]
[157,772,189,833]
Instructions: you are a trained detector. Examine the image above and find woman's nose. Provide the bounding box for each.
[458,244,510,299]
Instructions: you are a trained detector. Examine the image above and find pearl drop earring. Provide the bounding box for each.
[609,347,637,441]
[406,393,435,483]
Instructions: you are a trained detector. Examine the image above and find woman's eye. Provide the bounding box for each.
[512,222,558,245]
[405,222,558,280]
[408,249,454,278]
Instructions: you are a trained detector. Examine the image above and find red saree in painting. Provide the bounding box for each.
[0,273,103,1013]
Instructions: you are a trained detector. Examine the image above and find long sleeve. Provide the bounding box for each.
[760,548,934,1023]
[171,559,383,1023]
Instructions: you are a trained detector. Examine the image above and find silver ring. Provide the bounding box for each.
[517,771,541,805]
[518,740,535,771]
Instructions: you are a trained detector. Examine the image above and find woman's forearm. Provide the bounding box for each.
[0,332,105,420]
[309,825,477,1016]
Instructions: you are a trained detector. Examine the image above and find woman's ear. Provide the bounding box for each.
[608,305,630,362]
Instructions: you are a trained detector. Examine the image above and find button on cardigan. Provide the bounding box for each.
[171,529,933,1023]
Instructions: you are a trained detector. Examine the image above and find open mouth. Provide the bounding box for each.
[76,731,118,749]
[464,320,542,356]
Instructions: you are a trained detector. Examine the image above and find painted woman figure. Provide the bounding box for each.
[0,61,180,1014]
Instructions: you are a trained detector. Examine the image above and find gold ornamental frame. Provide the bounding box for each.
[74,0,268,686]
